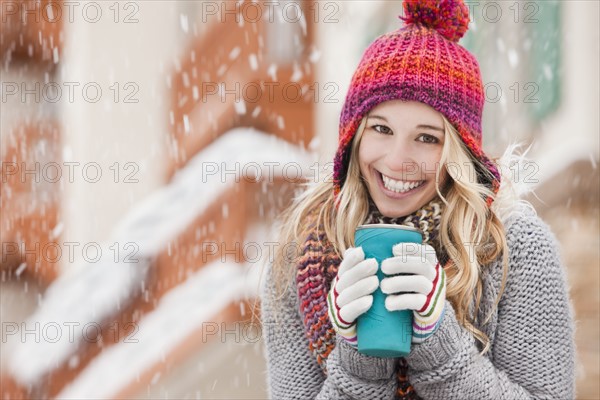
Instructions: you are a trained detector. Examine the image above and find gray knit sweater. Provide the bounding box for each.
[260,206,576,399]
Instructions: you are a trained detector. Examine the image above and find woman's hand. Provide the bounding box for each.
[327,247,379,348]
[380,243,446,344]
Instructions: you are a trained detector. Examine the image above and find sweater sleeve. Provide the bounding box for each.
[405,212,576,399]
[260,262,399,399]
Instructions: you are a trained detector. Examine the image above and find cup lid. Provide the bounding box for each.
[356,224,423,235]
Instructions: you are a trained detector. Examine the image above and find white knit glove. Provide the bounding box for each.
[327,247,379,347]
[380,243,446,344]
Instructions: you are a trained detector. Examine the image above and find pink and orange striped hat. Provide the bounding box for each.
[333,0,501,207]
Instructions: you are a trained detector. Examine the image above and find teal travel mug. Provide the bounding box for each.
[354,224,423,358]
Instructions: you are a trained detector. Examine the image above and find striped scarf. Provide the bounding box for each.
[296,197,449,399]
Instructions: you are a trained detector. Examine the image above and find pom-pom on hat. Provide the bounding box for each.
[333,0,501,207]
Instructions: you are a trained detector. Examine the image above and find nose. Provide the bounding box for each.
[384,139,418,180]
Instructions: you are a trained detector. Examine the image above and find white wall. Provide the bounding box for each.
[528,0,600,182]
[60,2,186,269]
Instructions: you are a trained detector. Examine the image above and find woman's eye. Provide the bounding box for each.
[418,134,439,144]
[371,125,392,135]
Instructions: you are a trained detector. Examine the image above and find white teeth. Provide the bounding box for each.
[381,174,424,193]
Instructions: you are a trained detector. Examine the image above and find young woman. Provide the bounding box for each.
[260,0,576,398]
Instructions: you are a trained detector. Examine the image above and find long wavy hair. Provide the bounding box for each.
[267,115,512,354]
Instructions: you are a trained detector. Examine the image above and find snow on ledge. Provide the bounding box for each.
[5,254,151,386]
[57,218,278,399]
[111,127,317,256]
[56,261,244,399]
[5,128,315,387]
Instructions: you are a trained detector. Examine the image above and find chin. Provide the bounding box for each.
[371,189,438,219]
[374,201,416,219]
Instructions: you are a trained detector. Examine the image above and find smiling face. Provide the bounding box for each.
[358,100,448,218]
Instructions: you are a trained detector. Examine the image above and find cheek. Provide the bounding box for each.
[357,136,384,164]
[422,149,443,176]
[357,139,373,173]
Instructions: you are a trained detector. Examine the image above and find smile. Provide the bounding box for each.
[380,172,425,193]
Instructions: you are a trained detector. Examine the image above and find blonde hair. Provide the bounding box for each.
[268,116,509,354]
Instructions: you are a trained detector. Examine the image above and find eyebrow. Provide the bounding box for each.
[367,115,445,133]
[416,124,445,133]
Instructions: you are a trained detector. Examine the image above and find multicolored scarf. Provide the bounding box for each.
[296,197,450,399]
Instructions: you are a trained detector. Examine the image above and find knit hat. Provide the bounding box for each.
[333,0,501,207]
